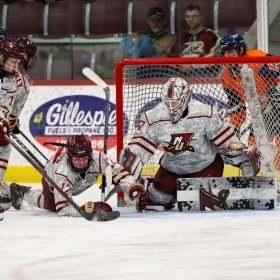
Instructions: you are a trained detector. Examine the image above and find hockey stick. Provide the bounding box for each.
[82,67,111,201]
[11,134,45,170]
[18,129,48,161]
[105,184,122,202]
[5,135,119,222]
[105,165,112,197]
[241,65,275,177]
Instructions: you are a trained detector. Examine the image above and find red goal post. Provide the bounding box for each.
[116,56,280,206]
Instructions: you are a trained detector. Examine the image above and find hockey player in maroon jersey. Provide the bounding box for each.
[8,135,145,217]
[0,37,38,211]
[0,38,25,208]
[121,77,261,212]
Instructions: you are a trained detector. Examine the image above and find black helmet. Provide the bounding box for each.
[220,33,247,56]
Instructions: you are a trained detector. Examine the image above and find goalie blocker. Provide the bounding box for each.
[177,176,277,211]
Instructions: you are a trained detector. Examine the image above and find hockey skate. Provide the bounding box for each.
[0,205,4,221]
[0,182,12,210]
[9,183,31,210]
[0,193,11,204]
[145,200,176,212]
[143,184,176,212]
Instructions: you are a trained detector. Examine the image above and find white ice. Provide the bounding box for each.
[1,185,280,280]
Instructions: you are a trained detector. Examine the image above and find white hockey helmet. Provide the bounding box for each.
[162,77,191,123]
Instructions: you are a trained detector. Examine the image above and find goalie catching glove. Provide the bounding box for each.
[128,183,148,212]
[221,143,261,177]
[82,201,112,214]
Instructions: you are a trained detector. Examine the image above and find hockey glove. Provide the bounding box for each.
[82,201,112,214]
[128,183,148,212]
[0,118,9,139]
[221,143,261,177]
[12,121,20,134]
[240,146,261,177]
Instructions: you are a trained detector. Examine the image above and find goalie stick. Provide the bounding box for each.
[241,65,275,177]
[5,135,120,222]
[82,67,111,202]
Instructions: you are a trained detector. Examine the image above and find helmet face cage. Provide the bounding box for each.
[162,77,191,123]
[0,38,24,77]
[66,135,92,173]
[15,37,37,71]
[220,33,247,56]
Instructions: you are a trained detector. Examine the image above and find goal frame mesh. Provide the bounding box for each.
[115,56,280,206]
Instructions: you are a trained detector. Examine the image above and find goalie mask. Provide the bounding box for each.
[162,77,191,123]
[15,37,37,71]
[66,135,92,173]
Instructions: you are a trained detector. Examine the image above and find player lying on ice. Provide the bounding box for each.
[0,134,145,217]
[119,77,262,212]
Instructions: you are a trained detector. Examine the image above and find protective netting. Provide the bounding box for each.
[116,58,280,180]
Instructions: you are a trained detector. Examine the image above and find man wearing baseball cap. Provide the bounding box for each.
[115,6,176,59]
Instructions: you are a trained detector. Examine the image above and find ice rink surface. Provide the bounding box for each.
[1,185,280,280]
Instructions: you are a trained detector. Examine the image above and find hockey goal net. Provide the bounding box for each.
[115,56,280,206]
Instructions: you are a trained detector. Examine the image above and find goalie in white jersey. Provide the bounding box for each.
[121,77,261,211]
[6,134,143,217]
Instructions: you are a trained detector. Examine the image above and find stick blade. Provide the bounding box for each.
[93,210,120,222]
[82,67,108,89]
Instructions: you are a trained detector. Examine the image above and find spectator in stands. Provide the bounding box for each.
[116,7,176,59]
[97,7,177,78]
[180,4,220,58]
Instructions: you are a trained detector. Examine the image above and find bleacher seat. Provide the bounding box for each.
[29,51,49,80]
[94,48,116,79]
[31,49,73,80]
[89,0,128,36]
[73,49,95,80]
[4,0,45,36]
[47,0,86,36]
[51,49,73,79]
[0,2,3,27]
[217,0,256,35]
[130,0,170,35]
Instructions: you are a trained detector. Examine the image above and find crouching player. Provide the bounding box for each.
[120,77,262,212]
[2,134,146,217]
